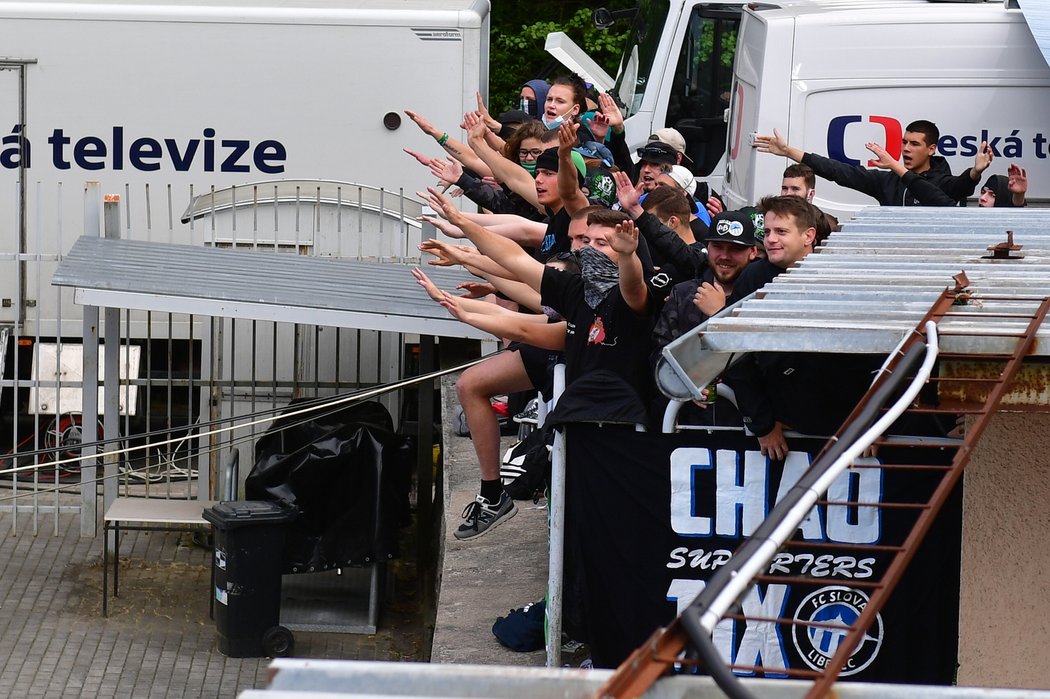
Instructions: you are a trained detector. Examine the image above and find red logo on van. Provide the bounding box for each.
[827,115,902,167]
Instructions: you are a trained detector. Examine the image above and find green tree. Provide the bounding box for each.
[489,1,636,112]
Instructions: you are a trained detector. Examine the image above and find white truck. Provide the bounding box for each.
[569,0,1050,218]
[0,0,489,466]
[1,0,490,329]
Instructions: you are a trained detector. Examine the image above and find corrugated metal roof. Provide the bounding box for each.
[52,236,492,341]
[658,207,1050,399]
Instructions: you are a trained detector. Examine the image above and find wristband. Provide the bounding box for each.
[437,132,449,146]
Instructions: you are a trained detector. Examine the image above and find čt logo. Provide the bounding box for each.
[827,115,902,167]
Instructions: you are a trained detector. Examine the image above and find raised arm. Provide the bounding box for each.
[465,114,541,211]
[405,109,492,178]
[428,187,545,291]
[440,292,566,351]
[557,122,591,215]
[608,219,649,315]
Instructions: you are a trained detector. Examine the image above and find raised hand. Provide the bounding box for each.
[558,120,580,154]
[403,148,433,167]
[429,157,464,186]
[404,109,440,139]
[425,187,467,228]
[753,128,789,156]
[475,91,501,132]
[456,281,497,298]
[1008,163,1028,195]
[609,219,639,256]
[416,215,466,240]
[588,111,611,142]
[612,170,643,216]
[974,141,994,175]
[411,267,444,302]
[597,92,624,134]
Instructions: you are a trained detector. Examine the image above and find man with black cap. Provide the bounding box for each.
[635,141,678,193]
[651,209,759,361]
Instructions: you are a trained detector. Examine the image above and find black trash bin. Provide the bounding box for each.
[203,500,298,658]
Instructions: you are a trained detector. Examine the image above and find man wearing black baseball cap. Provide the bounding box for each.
[635,141,678,192]
[651,209,758,361]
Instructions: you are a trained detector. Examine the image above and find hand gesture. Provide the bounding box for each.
[425,187,467,228]
[404,110,439,139]
[463,111,488,142]
[419,238,466,265]
[613,170,643,216]
[1008,163,1028,195]
[597,92,624,134]
[865,141,898,170]
[475,91,501,133]
[456,281,497,298]
[588,111,611,142]
[693,280,726,316]
[558,120,579,155]
[429,157,464,187]
[417,215,466,240]
[403,148,433,167]
[609,219,639,257]
[439,290,468,322]
[411,267,444,302]
[974,141,994,174]
[753,128,789,156]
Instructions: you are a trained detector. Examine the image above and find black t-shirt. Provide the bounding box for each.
[535,207,571,262]
[540,266,655,411]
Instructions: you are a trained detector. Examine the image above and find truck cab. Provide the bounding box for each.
[551,1,745,190]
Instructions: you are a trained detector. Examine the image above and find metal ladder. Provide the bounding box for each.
[596,282,1050,699]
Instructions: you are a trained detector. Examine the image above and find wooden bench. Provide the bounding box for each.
[102,497,216,617]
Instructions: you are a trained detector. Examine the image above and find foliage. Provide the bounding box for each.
[489,1,636,113]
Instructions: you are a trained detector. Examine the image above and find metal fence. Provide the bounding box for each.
[1,178,429,535]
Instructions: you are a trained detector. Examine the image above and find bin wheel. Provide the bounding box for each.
[262,625,295,657]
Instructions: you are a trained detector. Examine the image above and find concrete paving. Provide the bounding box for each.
[0,486,425,698]
[430,377,549,667]
[0,377,551,698]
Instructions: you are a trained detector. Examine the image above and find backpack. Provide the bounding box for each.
[500,427,553,501]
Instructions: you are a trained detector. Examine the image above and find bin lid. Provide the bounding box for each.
[203,500,297,529]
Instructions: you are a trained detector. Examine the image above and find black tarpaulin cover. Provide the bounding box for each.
[245,400,412,573]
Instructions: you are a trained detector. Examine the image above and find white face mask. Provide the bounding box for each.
[542,113,565,130]
[542,105,575,131]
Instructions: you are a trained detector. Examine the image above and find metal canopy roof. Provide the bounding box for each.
[658,207,1050,400]
[52,236,492,341]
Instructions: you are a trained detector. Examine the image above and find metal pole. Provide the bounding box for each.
[415,335,435,566]
[80,182,102,537]
[545,363,566,667]
[102,195,121,512]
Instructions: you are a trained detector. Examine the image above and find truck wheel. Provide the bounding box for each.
[262,625,295,657]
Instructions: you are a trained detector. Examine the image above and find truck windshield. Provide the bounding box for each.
[613,0,671,116]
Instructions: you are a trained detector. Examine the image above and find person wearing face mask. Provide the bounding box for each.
[541,75,588,133]
[519,79,550,120]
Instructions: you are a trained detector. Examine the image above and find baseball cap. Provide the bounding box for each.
[666,165,697,197]
[649,128,692,164]
[498,109,532,127]
[534,147,587,184]
[636,141,678,166]
[702,210,757,247]
[574,140,614,167]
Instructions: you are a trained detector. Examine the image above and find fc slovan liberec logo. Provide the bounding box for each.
[791,585,884,675]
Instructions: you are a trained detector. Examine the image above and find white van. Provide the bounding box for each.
[721,0,1050,217]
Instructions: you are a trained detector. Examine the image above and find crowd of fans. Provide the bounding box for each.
[399,75,1032,665]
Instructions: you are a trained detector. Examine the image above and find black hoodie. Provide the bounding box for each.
[801,152,965,206]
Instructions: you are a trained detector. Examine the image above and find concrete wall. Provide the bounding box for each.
[958,412,1050,689]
